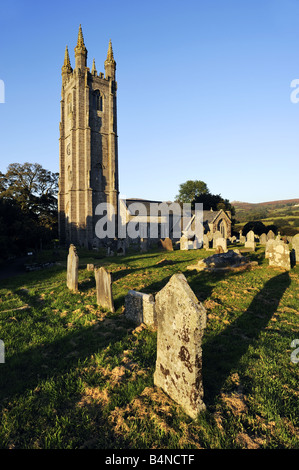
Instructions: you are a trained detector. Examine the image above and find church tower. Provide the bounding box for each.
[58,25,119,248]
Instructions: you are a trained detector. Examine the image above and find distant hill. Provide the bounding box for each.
[232,199,299,235]
[232,199,299,211]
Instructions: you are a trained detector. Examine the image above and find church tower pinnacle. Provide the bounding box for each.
[61,46,73,79]
[74,24,87,69]
[105,39,116,80]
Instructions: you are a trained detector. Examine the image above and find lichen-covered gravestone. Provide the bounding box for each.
[94,267,115,313]
[125,290,156,327]
[154,273,207,419]
[267,239,291,270]
[67,244,79,292]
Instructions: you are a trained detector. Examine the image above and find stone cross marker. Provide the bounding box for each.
[67,244,79,292]
[125,290,156,327]
[95,267,115,313]
[154,273,207,419]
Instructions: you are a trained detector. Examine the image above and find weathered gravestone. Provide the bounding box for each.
[87,264,94,271]
[203,234,210,249]
[215,237,227,253]
[259,233,267,245]
[94,267,115,312]
[212,231,222,249]
[67,244,79,292]
[267,230,275,240]
[267,240,291,270]
[265,239,275,258]
[180,234,189,250]
[160,237,174,251]
[154,273,207,419]
[239,230,246,244]
[292,233,299,265]
[125,290,156,327]
[245,230,256,250]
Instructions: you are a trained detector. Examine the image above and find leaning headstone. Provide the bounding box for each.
[125,290,156,327]
[160,237,174,251]
[154,273,207,419]
[291,233,299,264]
[94,267,115,312]
[267,240,291,270]
[67,244,79,292]
[259,233,267,245]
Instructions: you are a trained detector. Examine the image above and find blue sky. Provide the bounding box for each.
[0,0,299,203]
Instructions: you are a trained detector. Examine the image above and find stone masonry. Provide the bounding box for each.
[58,26,119,249]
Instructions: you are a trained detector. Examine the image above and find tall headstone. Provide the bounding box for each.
[245,230,256,250]
[95,267,115,312]
[246,230,255,242]
[125,290,156,327]
[292,233,299,264]
[67,244,79,292]
[154,273,207,419]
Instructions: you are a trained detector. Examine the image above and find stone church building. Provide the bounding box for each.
[58,26,231,248]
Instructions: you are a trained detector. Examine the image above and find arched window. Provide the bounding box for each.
[95,90,103,111]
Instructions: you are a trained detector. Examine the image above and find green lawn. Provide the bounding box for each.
[0,244,298,449]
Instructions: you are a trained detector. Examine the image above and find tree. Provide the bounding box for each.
[0,162,58,216]
[0,162,59,259]
[176,180,209,204]
[242,221,266,236]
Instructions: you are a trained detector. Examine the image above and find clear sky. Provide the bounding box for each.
[0,0,299,204]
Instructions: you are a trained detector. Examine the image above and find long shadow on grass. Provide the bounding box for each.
[202,271,291,407]
[0,313,134,402]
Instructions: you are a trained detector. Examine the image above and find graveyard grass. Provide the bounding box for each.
[0,245,298,449]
